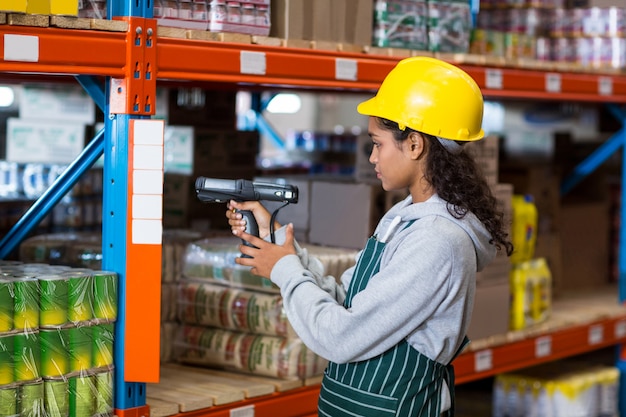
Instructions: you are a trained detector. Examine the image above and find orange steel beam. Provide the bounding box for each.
[167,386,320,417]
[0,25,126,77]
[460,65,626,103]
[115,405,150,417]
[454,315,626,385]
[156,37,395,91]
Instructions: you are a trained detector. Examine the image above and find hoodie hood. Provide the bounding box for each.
[376,194,496,271]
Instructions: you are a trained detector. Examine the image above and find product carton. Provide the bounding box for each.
[308,180,385,249]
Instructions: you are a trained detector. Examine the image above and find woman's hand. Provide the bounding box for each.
[233,223,296,279]
[226,200,279,239]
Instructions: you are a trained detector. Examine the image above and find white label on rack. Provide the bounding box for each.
[230,405,254,417]
[474,349,493,372]
[535,336,552,358]
[589,324,604,345]
[336,58,358,81]
[132,119,164,245]
[546,73,561,93]
[486,69,503,89]
[599,77,613,96]
[240,51,266,75]
[4,34,39,62]
[615,320,626,339]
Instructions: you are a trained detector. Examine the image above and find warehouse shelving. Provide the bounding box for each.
[1,2,626,416]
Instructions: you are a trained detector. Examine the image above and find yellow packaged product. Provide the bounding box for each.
[511,194,538,264]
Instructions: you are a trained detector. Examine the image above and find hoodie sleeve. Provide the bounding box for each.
[274,226,350,304]
[270,217,476,364]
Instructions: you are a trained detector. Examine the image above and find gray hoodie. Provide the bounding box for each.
[270,193,496,366]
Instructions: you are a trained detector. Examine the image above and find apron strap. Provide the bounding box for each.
[443,335,470,417]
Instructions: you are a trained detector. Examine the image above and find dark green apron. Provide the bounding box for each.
[318,227,468,417]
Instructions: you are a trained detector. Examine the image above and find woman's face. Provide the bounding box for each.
[367,117,421,193]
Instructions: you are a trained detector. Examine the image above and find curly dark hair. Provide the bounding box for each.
[377,117,514,256]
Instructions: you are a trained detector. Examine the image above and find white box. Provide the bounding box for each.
[308,180,381,249]
[164,125,194,174]
[6,118,86,164]
[19,85,95,124]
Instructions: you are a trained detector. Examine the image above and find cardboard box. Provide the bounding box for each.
[534,231,563,297]
[6,118,86,164]
[499,163,561,234]
[308,180,384,249]
[303,0,332,41]
[270,0,305,39]
[557,199,610,294]
[468,276,510,341]
[465,135,500,190]
[345,0,373,45]
[19,85,95,124]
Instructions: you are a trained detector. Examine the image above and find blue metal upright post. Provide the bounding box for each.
[561,104,626,416]
[104,0,160,415]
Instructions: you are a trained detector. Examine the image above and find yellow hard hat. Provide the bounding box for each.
[357,57,485,141]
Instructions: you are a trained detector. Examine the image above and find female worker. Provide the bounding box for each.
[226,56,513,417]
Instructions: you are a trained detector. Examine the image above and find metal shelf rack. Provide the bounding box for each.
[1,1,626,415]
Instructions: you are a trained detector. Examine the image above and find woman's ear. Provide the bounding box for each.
[408,132,426,160]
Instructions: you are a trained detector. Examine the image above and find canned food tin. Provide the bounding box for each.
[94,369,113,415]
[44,377,69,417]
[12,276,39,331]
[92,323,113,368]
[0,384,18,417]
[92,271,117,321]
[0,333,14,386]
[64,270,94,323]
[67,326,92,373]
[39,275,69,328]
[20,379,44,417]
[0,278,14,333]
[39,328,70,377]
[14,330,40,382]
[69,373,96,417]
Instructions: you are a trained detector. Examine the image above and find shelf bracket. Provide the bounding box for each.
[110,16,157,117]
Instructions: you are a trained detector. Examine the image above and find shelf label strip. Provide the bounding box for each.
[3,34,39,62]
[474,349,493,372]
[588,324,604,345]
[230,405,255,417]
[240,51,266,75]
[599,77,613,96]
[336,58,358,81]
[616,320,626,339]
[535,335,552,358]
[485,69,503,90]
[546,73,562,93]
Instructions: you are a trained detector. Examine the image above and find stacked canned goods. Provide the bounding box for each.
[473,1,626,70]
[153,0,270,36]
[0,262,117,417]
[373,0,472,53]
